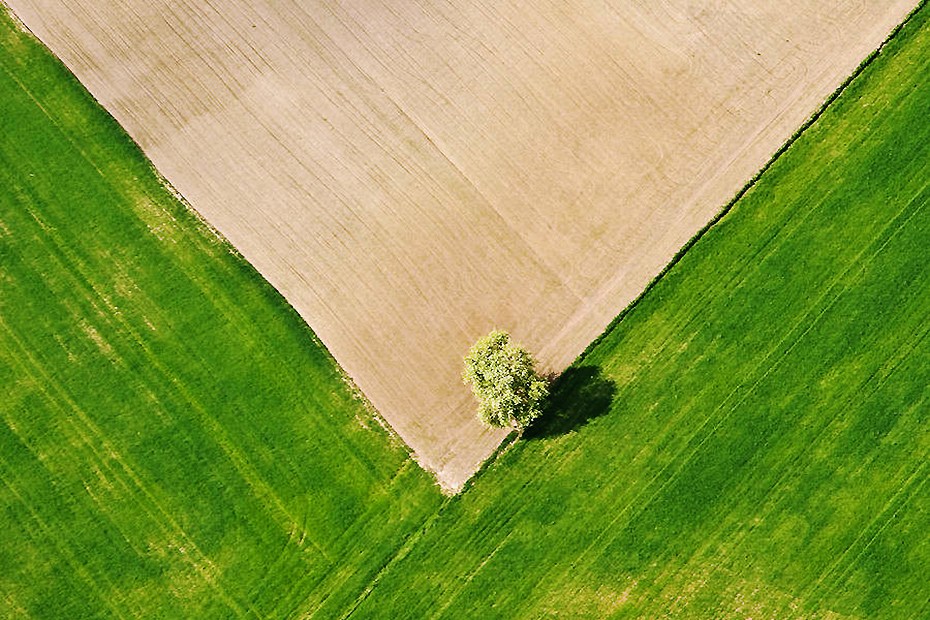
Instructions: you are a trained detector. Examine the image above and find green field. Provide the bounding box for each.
[3,2,930,619]
[0,13,440,618]
[349,5,930,618]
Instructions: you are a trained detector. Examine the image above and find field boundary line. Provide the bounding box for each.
[563,172,929,581]
[4,10,415,558]
[575,0,929,365]
[333,498,453,620]
[534,26,930,596]
[3,98,333,567]
[2,1,422,492]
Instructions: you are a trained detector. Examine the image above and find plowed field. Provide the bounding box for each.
[5,0,916,489]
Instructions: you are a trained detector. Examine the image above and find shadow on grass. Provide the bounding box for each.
[525,366,617,439]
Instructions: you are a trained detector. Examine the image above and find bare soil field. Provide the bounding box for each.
[5,0,915,491]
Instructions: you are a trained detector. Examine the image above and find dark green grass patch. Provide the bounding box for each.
[0,12,440,618]
[352,6,930,618]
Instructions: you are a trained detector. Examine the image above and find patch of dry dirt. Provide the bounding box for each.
[6,0,915,491]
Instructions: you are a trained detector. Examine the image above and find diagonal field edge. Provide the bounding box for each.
[578,0,930,365]
[0,2,912,494]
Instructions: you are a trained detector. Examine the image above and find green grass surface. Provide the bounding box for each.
[351,6,930,618]
[3,2,930,619]
[0,13,440,618]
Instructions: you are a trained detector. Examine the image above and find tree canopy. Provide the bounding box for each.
[463,330,548,430]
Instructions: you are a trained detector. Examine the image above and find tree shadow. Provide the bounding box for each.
[525,366,617,439]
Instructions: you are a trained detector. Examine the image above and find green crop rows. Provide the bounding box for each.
[352,6,930,617]
[2,3,928,618]
[0,13,439,618]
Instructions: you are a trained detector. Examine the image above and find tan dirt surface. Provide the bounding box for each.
[6,0,915,492]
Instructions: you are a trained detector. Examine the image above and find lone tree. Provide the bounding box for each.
[463,330,548,430]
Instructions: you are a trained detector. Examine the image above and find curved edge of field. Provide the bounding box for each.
[347,2,930,617]
[0,9,442,618]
